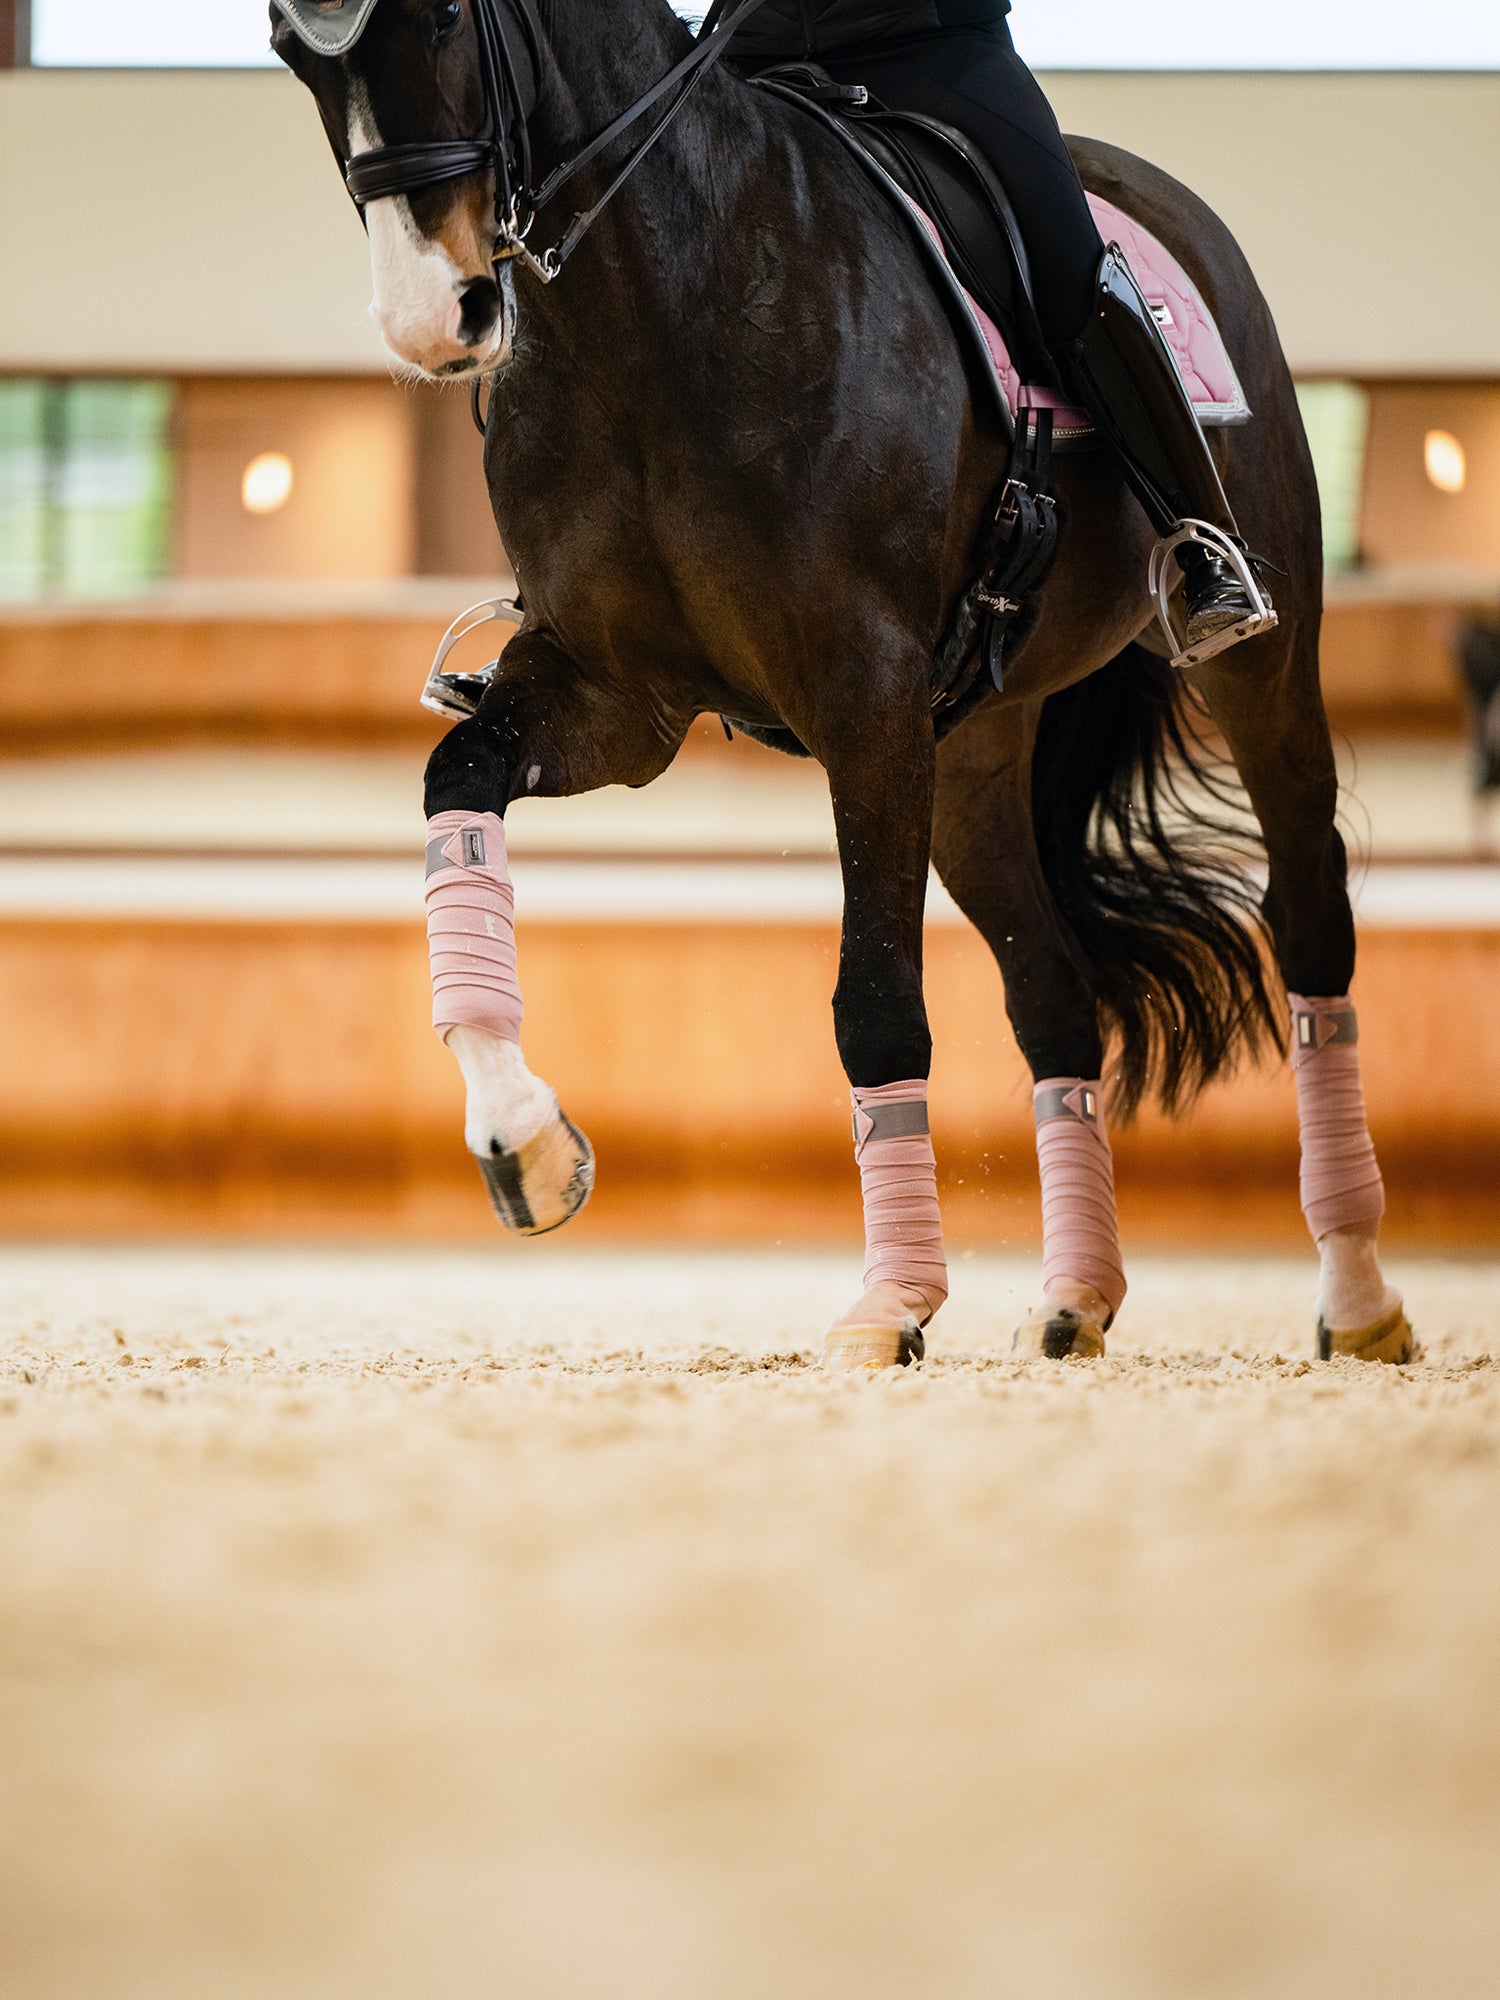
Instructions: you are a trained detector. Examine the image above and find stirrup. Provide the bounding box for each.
[1147,521,1278,670]
[419,594,523,719]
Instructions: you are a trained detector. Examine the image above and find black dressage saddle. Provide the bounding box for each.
[747,62,1057,392]
[743,63,1063,723]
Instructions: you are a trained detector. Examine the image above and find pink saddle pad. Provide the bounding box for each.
[907,192,1250,438]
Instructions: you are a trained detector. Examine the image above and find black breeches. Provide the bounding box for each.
[816,23,1104,348]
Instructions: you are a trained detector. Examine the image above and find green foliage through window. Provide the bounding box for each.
[0,379,173,601]
[1294,379,1369,573]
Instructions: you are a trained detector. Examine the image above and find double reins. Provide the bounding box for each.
[341,0,770,287]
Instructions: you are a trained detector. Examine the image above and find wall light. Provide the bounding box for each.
[242,451,294,514]
[1424,429,1467,495]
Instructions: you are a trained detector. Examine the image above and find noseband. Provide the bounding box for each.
[275,0,768,288]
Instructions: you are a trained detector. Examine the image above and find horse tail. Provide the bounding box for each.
[1030,640,1285,1121]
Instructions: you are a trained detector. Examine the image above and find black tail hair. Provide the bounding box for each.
[1030,640,1284,1121]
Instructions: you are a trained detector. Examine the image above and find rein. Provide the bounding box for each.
[316,0,770,288]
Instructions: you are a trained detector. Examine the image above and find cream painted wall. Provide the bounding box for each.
[1,67,1497,376]
[0,72,381,373]
[1045,71,1500,377]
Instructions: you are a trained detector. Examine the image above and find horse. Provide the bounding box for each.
[270,0,1412,1369]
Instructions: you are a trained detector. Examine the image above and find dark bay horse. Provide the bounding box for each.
[272,0,1411,1368]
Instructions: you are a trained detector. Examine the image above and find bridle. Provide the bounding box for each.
[275,0,768,289]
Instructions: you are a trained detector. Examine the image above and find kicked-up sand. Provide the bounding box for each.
[1,1244,1497,2000]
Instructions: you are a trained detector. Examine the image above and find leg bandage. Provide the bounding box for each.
[1034,1079,1127,1322]
[425,810,523,1043]
[1289,994,1384,1240]
[851,1080,948,1317]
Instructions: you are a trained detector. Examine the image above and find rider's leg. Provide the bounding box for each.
[817,23,1272,653]
[1059,247,1276,655]
[815,24,1102,348]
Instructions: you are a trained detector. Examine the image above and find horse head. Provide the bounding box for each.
[271,0,541,379]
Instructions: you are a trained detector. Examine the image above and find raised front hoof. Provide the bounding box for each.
[821,1319,926,1373]
[476,1110,594,1236]
[1012,1305,1107,1361]
[1316,1306,1416,1366]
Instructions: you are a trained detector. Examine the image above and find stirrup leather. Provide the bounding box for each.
[419,594,523,719]
[1148,521,1278,670]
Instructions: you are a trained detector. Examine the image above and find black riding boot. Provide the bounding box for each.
[1059,244,1276,664]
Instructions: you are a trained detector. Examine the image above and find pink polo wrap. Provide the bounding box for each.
[1289,993,1385,1240]
[425,810,523,1043]
[1033,1078,1127,1321]
[850,1079,948,1316]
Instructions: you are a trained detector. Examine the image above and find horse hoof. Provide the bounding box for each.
[822,1318,926,1372]
[476,1109,594,1235]
[1316,1306,1416,1365]
[1012,1305,1106,1360]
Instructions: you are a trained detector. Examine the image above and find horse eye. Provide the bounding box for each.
[429,0,462,43]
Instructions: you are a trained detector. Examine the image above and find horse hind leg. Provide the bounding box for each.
[932,703,1126,1361]
[1191,620,1414,1363]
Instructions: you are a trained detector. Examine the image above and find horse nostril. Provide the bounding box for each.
[457,277,501,347]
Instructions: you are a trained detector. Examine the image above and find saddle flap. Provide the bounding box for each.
[834,106,1055,387]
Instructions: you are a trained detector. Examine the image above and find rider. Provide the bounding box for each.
[727,0,1271,654]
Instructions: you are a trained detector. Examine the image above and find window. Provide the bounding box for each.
[1294,381,1370,572]
[27,0,1500,69]
[29,0,278,67]
[1008,0,1500,70]
[0,380,174,600]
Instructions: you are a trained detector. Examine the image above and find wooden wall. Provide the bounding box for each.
[1361,384,1500,571]
[0,911,1493,1246]
[0,586,1479,752]
[173,380,417,583]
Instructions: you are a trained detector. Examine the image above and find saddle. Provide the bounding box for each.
[749,65,1250,442]
[746,64,1253,725]
[753,63,1057,395]
[748,64,1065,720]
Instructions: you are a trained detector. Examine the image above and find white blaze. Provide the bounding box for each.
[348,94,505,376]
[348,103,464,362]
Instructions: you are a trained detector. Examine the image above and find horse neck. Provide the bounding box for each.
[516,0,727,366]
[527,0,695,177]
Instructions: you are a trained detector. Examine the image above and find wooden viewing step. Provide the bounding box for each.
[1,567,1491,754]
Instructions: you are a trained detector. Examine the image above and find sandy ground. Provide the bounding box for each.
[2,1245,1498,2000]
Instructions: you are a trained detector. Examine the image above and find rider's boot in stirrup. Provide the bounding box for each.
[1059,243,1277,668]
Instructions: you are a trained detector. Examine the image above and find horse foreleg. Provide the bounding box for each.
[1193,632,1413,1363]
[820,708,947,1370]
[422,643,678,1237]
[932,702,1125,1360]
